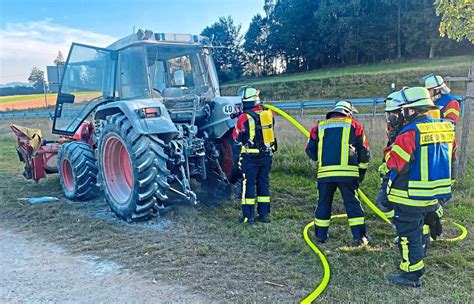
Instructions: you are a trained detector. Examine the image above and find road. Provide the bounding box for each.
[0,227,211,303]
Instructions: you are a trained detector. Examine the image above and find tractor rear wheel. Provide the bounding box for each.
[217,132,241,184]
[97,113,170,222]
[57,141,100,200]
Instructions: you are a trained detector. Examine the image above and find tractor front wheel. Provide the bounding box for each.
[57,141,100,200]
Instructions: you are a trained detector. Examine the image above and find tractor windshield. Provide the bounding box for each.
[146,45,219,99]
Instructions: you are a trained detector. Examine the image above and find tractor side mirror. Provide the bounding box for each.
[172,70,185,87]
[57,92,75,104]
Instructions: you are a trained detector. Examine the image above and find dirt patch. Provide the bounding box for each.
[0,93,98,111]
[0,96,57,111]
[0,226,212,303]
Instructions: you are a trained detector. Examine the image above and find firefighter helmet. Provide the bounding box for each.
[238,86,262,108]
[422,74,451,94]
[400,87,439,110]
[326,100,359,118]
[385,91,405,112]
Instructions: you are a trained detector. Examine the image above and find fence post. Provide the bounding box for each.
[300,102,304,116]
[459,67,474,176]
[372,99,377,116]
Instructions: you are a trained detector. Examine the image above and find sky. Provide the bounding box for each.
[0,0,264,83]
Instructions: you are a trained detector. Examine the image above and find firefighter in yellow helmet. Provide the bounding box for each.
[385,87,457,287]
[232,86,277,224]
[305,101,371,245]
[422,74,460,124]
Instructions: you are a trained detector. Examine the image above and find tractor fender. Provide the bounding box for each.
[95,98,177,137]
[203,96,241,139]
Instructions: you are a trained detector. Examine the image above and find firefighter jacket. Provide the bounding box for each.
[232,105,276,154]
[386,115,456,212]
[305,114,370,182]
[435,93,460,124]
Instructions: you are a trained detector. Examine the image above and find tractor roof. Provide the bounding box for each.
[107,29,210,51]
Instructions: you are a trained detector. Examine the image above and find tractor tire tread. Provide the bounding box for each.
[98,114,169,222]
[57,141,100,201]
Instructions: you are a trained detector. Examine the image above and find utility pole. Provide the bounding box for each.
[397,0,401,59]
[43,80,48,108]
[459,67,474,176]
[446,63,474,176]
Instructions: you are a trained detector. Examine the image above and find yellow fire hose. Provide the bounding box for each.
[263,104,468,302]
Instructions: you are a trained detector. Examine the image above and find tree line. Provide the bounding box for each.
[201,0,473,83]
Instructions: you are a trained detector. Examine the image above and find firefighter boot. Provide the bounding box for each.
[387,272,422,288]
[257,213,270,223]
[257,202,270,223]
[239,205,255,225]
[314,228,329,243]
[239,216,255,224]
[351,234,372,247]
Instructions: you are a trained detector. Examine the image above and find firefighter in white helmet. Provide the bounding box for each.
[232,86,277,224]
[375,90,406,222]
[422,74,460,124]
[305,101,371,245]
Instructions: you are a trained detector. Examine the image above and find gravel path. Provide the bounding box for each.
[0,227,211,303]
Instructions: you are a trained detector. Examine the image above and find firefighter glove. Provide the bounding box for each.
[378,163,389,177]
[424,211,443,240]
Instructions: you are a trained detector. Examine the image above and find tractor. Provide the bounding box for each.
[11,29,243,222]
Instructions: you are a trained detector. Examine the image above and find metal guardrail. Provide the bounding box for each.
[271,97,386,116]
[271,95,466,116]
[0,96,466,120]
[0,110,54,119]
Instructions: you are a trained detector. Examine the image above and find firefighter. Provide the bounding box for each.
[305,101,371,245]
[375,90,406,222]
[422,74,460,124]
[379,89,442,248]
[422,75,460,225]
[385,87,456,287]
[233,86,277,224]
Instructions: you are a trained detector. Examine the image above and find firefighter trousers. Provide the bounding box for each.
[315,181,367,241]
[376,176,431,250]
[393,205,428,279]
[239,153,272,219]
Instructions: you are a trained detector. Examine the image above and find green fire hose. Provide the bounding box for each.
[262,104,468,303]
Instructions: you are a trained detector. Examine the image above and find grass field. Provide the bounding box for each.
[0,93,57,104]
[227,56,472,86]
[0,115,472,302]
[221,56,472,101]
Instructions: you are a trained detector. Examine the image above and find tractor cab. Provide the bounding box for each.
[53,30,220,135]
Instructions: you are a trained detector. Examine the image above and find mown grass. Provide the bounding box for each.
[0,116,472,303]
[222,56,471,101]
